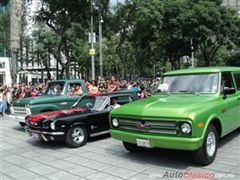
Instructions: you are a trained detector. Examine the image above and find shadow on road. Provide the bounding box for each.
[12,125,25,132]
[25,132,111,150]
[111,128,240,169]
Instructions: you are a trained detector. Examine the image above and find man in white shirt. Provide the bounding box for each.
[111,97,121,109]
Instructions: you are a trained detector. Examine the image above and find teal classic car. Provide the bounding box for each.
[110,66,240,165]
[12,79,87,126]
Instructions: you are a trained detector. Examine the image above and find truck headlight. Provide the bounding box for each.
[50,122,55,130]
[26,108,31,115]
[112,118,119,127]
[181,123,191,134]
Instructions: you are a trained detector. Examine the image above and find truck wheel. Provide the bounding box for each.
[123,142,143,152]
[191,124,218,165]
[65,126,87,148]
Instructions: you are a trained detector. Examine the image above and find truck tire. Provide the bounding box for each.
[65,125,87,148]
[191,124,218,165]
[123,142,143,152]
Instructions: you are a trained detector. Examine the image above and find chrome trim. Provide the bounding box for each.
[25,127,64,135]
[117,118,179,135]
[119,125,177,135]
[40,134,48,142]
[119,118,177,127]
[90,130,109,137]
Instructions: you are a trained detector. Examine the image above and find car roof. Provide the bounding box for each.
[164,66,240,76]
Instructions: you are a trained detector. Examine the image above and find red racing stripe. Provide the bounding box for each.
[27,108,87,122]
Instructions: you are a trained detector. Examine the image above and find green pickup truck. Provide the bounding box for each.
[110,66,240,165]
[11,79,88,126]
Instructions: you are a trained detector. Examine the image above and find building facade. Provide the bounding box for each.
[223,0,240,16]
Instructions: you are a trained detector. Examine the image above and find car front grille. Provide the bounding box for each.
[118,118,178,135]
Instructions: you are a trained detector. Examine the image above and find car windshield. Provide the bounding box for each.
[45,82,65,96]
[75,96,107,111]
[157,73,219,94]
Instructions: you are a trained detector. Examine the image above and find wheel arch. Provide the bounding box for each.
[207,117,222,138]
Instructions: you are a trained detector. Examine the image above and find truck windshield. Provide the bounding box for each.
[76,96,107,111]
[45,82,65,96]
[157,73,219,94]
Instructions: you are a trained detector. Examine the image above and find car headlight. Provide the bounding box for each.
[112,118,119,127]
[181,123,191,134]
[50,122,55,130]
[25,108,31,115]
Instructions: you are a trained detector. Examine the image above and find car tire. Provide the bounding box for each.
[65,125,88,148]
[123,142,143,152]
[191,124,218,165]
[19,122,26,127]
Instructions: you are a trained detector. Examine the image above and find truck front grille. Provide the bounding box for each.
[118,118,178,135]
[13,105,26,115]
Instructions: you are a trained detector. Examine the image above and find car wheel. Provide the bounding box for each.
[123,142,143,152]
[191,124,218,165]
[65,126,88,148]
[19,122,26,127]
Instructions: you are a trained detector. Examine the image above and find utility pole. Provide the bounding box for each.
[10,0,24,83]
[99,16,103,78]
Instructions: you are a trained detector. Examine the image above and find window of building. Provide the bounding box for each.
[0,62,5,68]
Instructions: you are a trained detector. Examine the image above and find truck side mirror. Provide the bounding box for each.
[223,87,236,97]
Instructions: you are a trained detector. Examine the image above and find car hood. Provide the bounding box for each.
[26,108,89,122]
[13,95,69,105]
[111,94,217,119]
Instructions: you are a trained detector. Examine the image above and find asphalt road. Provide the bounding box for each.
[0,116,239,180]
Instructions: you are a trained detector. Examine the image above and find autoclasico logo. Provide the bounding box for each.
[162,170,215,179]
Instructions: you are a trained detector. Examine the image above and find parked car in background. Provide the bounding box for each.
[11,79,88,127]
[25,93,138,147]
[109,66,240,165]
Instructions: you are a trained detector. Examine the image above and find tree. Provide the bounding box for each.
[0,3,10,57]
[35,0,90,79]
[186,0,240,66]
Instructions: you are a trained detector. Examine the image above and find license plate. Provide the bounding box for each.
[32,133,41,140]
[136,138,151,148]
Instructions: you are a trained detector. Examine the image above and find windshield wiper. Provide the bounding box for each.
[178,90,200,96]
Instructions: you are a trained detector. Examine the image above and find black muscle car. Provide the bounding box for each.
[25,93,138,147]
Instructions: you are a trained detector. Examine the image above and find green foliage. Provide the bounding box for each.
[19,0,240,80]
[0,7,10,56]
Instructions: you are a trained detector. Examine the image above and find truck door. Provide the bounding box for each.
[220,72,239,136]
[233,73,240,127]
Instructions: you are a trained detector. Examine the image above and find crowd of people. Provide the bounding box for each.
[0,76,159,115]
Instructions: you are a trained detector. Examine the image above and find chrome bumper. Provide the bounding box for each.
[24,126,65,142]
[10,114,26,123]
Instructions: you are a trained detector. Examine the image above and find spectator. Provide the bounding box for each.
[73,84,83,95]
[88,80,99,94]
[108,76,120,92]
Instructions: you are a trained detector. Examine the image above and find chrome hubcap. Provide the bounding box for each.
[71,127,84,144]
[206,131,216,157]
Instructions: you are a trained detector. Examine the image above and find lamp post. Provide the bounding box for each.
[190,39,194,68]
[90,0,95,80]
[99,16,103,78]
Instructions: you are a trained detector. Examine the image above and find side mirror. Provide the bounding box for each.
[222,87,236,99]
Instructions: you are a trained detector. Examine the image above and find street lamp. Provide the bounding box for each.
[99,16,103,78]
[90,0,95,80]
[190,39,194,68]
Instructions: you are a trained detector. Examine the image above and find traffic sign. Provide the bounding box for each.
[89,49,95,55]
